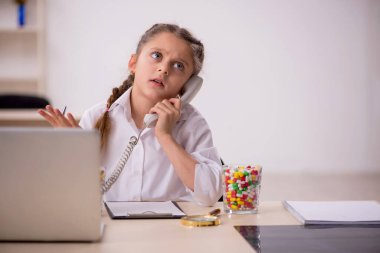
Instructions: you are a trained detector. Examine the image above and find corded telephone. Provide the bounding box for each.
[101,76,203,193]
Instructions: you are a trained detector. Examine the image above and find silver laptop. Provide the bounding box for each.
[0,128,103,241]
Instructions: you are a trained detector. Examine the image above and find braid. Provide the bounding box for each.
[95,74,134,148]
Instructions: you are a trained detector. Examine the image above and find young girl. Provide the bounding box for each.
[38,23,222,206]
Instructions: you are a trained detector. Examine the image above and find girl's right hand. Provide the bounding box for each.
[38,105,80,128]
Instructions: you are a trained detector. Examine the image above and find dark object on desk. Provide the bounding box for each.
[235,225,380,253]
[218,158,225,202]
[0,94,50,109]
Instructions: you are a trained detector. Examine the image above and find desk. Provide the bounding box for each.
[1,172,380,253]
[0,202,299,253]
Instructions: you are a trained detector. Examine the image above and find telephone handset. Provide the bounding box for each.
[143,75,203,128]
[101,76,203,193]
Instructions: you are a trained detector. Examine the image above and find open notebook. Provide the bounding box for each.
[283,201,380,225]
[105,201,186,219]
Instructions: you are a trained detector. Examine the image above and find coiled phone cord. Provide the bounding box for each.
[101,130,143,194]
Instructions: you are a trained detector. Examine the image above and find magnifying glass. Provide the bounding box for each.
[180,208,221,227]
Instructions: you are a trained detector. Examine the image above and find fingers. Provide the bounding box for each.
[53,108,73,127]
[38,105,78,128]
[157,99,178,113]
[148,98,182,137]
[169,97,181,111]
[45,104,56,115]
[38,109,60,127]
[164,99,181,119]
[150,99,181,121]
[67,113,79,127]
[157,100,174,114]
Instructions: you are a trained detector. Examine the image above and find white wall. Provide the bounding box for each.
[46,0,380,173]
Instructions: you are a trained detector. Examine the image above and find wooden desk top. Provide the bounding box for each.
[0,201,299,253]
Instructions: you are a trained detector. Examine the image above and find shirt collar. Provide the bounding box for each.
[108,86,133,122]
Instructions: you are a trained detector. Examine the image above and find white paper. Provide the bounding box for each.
[105,201,185,217]
[283,201,380,225]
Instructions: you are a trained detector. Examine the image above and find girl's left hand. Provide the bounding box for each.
[149,97,181,138]
[38,105,79,128]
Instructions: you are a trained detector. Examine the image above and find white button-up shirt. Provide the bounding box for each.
[79,88,222,206]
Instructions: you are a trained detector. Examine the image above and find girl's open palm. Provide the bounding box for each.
[38,105,80,128]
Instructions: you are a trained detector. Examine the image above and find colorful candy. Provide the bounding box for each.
[223,165,262,213]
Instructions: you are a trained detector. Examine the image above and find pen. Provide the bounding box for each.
[62,106,67,116]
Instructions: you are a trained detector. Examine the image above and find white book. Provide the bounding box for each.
[283,201,380,225]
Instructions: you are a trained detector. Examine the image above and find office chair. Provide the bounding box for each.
[0,94,50,109]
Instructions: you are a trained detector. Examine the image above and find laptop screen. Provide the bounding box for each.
[0,128,103,241]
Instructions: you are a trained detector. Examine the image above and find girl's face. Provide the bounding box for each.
[129,32,195,102]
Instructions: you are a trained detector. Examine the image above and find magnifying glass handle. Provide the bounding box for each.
[208,208,221,216]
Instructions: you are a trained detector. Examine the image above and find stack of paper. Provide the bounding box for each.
[283,201,380,225]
